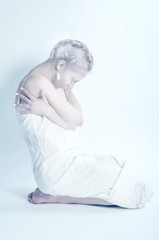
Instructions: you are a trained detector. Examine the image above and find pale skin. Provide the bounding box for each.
[14,59,113,206]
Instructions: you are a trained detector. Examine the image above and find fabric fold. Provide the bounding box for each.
[15,105,153,209]
[105,161,153,208]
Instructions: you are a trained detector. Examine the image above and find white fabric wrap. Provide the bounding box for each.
[16,105,153,209]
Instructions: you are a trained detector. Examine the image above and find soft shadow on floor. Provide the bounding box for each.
[1,185,129,213]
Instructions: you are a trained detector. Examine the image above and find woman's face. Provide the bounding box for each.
[54,68,88,89]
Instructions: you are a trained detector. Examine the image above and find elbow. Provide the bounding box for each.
[79,121,83,127]
[78,117,84,127]
[71,113,83,130]
[71,119,83,131]
[71,126,77,131]
[74,110,83,127]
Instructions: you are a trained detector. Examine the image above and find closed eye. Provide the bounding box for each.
[72,79,79,83]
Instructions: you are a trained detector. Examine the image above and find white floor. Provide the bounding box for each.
[0,180,158,240]
[1,123,158,240]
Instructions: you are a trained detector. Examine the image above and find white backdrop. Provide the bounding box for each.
[1,0,158,191]
[0,0,158,239]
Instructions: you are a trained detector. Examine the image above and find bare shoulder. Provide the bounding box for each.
[23,74,57,98]
[15,74,66,105]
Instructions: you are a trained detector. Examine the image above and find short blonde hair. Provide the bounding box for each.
[49,39,94,72]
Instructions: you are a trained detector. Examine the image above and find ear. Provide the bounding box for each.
[56,60,67,71]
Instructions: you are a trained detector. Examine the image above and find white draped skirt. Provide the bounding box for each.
[16,109,153,209]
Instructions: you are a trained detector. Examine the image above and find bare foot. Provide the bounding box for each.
[27,188,114,206]
[27,188,56,204]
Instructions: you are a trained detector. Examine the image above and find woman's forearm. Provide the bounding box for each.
[44,105,76,130]
[65,90,83,123]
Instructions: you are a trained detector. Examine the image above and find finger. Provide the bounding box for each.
[17,110,31,114]
[41,90,48,102]
[41,90,44,96]
[41,90,46,95]
[16,92,31,103]
[21,87,35,101]
[14,103,30,109]
[41,90,46,99]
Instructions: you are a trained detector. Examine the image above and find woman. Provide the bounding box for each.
[14,39,153,208]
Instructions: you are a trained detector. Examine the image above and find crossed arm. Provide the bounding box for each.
[43,103,77,130]
[14,78,83,131]
[47,88,83,130]
[41,88,83,130]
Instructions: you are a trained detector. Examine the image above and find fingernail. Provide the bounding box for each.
[13,103,16,106]
[15,93,18,95]
[17,112,20,114]
[21,87,24,90]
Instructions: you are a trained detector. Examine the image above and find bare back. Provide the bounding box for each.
[15,72,66,105]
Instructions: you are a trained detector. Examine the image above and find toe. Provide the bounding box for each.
[30,198,34,203]
[27,192,33,198]
[28,197,32,203]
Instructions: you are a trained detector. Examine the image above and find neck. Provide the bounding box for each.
[31,59,57,84]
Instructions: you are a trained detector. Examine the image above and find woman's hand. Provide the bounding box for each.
[63,86,72,100]
[14,87,50,116]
